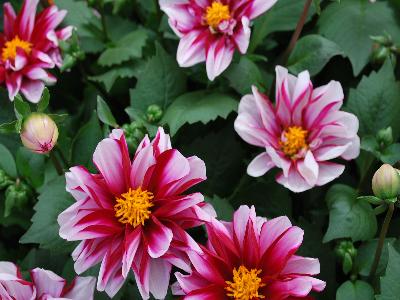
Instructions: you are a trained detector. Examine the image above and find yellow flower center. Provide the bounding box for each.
[280,126,309,157]
[225,265,265,300]
[114,187,154,227]
[205,2,231,28]
[1,36,32,61]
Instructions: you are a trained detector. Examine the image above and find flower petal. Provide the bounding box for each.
[63,276,96,300]
[30,268,66,298]
[247,152,275,177]
[177,30,207,67]
[149,259,172,299]
[206,38,234,81]
[145,217,173,258]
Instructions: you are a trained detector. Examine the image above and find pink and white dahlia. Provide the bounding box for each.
[0,261,96,299]
[173,205,325,299]
[160,0,278,80]
[58,127,215,299]
[234,66,360,193]
[0,0,72,103]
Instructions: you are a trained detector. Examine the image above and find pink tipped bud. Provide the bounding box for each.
[20,113,59,154]
[372,164,400,200]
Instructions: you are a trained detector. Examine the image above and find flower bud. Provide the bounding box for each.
[335,241,357,275]
[372,164,400,200]
[146,104,163,123]
[122,121,146,152]
[377,127,393,147]
[4,181,31,217]
[0,169,13,190]
[20,113,59,154]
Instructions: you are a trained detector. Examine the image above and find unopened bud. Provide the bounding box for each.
[0,169,13,190]
[4,181,31,217]
[377,127,393,147]
[122,121,146,152]
[335,240,357,275]
[20,113,59,154]
[372,164,400,201]
[146,104,163,123]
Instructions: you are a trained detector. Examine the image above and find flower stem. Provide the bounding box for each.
[281,0,313,65]
[50,151,64,176]
[369,202,395,281]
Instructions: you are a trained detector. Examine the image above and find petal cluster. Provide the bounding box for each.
[0,0,72,103]
[0,261,95,299]
[160,0,277,80]
[173,205,325,299]
[58,127,215,299]
[235,66,360,192]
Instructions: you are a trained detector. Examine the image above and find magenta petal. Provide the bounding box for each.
[247,152,275,177]
[281,256,320,276]
[16,0,39,40]
[249,0,278,19]
[145,217,173,258]
[260,216,292,255]
[153,193,204,218]
[316,162,345,186]
[267,277,313,300]
[20,79,45,103]
[3,3,16,38]
[297,151,319,187]
[122,227,141,278]
[30,268,66,297]
[63,276,96,300]
[206,38,234,81]
[149,259,172,299]
[233,17,251,54]
[177,30,207,67]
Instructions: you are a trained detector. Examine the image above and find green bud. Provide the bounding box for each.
[146,105,163,124]
[4,181,31,217]
[371,45,391,65]
[335,241,357,259]
[377,127,393,147]
[342,253,353,275]
[372,164,400,200]
[122,121,147,152]
[0,169,13,190]
[370,34,392,47]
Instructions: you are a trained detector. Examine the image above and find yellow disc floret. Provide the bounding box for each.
[205,1,231,29]
[280,126,309,158]
[2,36,32,61]
[225,265,265,300]
[114,187,154,227]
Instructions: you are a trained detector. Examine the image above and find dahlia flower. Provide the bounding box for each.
[173,205,325,299]
[160,0,277,81]
[234,66,360,193]
[0,0,72,103]
[58,127,215,299]
[0,261,96,299]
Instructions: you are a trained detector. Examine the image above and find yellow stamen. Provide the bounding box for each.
[114,187,154,227]
[205,2,231,29]
[280,126,309,158]
[1,36,32,61]
[225,265,265,300]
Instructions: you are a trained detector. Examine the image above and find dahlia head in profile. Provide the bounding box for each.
[173,205,325,299]
[234,66,360,193]
[0,0,72,103]
[160,0,278,81]
[0,261,96,299]
[58,127,216,299]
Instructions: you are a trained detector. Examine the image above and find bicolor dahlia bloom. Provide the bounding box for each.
[234,66,360,193]
[160,0,277,81]
[0,0,72,103]
[58,127,215,299]
[0,261,96,299]
[173,205,325,299]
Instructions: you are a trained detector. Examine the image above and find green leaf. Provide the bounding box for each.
[377,245,400,300]
[355,238,397,277]
[56,0,95,32]
[379,143,400,165]
[336,280,374,300]
[89,63,142,92]
[288,34,344,76]
[346,61,400,140]
[71,112,103,170]
[98,30,148,67]
[0,144,17,178]
[20,176,75,253]
[161,91,237,136]
[16,147,45,189]
[37,88,50,112]
[130,44,187,112]
[205,195,234,221]
[97,96,118,128]
[224,56,265,94]
[0,120,19,134]
[318,0,400,75]
[14,96,31,120]
[250,0,315,51]
[323,184,377,242]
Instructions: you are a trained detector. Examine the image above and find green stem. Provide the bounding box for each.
[56,146,69,168]
[50,151,64,176]
[369,203,395,282]
[281,0,313,65]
